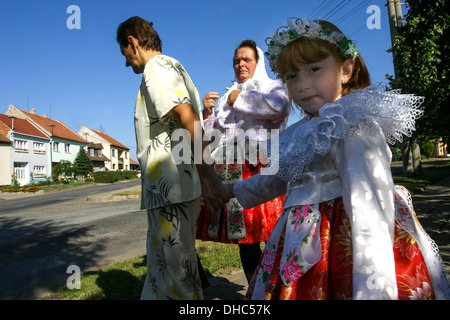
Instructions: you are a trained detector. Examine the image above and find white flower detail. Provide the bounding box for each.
[265,17,359,72]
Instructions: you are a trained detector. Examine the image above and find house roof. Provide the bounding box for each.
[91,129,129,150]
[13,108,86,143]
[0,120,10,139]
[87,142,104,149]
[0,130,10,144]
[0,114,49,139]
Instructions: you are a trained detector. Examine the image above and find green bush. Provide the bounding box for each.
[420,139,435,158]
[92,170,138,183]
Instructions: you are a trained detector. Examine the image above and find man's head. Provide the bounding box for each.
[117,16,162,74]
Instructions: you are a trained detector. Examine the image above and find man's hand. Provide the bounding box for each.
[202,92,219,119]
[197,164,230,213]
[222,182,235,199]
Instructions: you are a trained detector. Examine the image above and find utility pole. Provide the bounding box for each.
[387,0,403,84]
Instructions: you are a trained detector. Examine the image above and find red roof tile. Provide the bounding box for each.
[0,120,10,138]
[91,129,129,150]
[21,110,85,143]
[0,130,10,143]
[0,114,49,139]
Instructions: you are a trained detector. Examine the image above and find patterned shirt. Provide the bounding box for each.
[134,55,202,209]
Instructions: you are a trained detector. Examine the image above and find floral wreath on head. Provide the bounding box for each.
[265,17,359,72]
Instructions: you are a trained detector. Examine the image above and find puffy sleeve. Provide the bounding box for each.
[331,121,398,299]
[233,79,290,123]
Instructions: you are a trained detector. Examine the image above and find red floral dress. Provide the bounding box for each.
[196,160,284,244]
[246,187,445,300]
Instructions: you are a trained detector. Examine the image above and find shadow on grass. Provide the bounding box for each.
[95,269,144,300]
[0,215,105,299]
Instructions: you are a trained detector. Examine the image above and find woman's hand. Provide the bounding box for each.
[227,90,241,106]
[202,92,219,119]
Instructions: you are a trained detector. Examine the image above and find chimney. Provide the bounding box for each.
[30,108,37,114]
[43,114,48,118]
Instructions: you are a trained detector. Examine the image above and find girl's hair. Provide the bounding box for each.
[116,16,162,52]
[276,20,370,97]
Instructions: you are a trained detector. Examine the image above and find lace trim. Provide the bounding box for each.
[270,84,424,182]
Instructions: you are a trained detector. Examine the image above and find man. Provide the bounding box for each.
[117,16,228,300]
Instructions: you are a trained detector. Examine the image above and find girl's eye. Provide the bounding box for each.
[285,73,296,81]
[310,66,320,73]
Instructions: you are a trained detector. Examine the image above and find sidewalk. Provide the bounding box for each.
[203,175,450,300]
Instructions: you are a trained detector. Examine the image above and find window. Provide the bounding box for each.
[65,143,70,153]
[14,139,28,151]
[111,149,115,157]
[125,152,128,159]
[90,148,94,156]
[98,149,102,157]
[33,142,45,153]
[33,166,46,176]
[53,141,60,152]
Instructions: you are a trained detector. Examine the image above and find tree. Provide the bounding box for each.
[389,0,449,176]
[52,160,74,183]
[74,148,94,177]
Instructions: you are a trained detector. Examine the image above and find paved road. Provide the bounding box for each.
[0,180,147,299]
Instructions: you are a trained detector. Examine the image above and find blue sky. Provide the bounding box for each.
[0,0,400,161]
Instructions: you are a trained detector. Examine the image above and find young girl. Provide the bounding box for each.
[227,18,449,300]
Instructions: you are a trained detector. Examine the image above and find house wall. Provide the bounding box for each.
[51,137,85,164]
[0,143,11,185]
[78,125,130,171]
[11,133,51,185]
[110,147,131,171]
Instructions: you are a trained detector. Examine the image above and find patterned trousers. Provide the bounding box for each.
[140,197,203,300]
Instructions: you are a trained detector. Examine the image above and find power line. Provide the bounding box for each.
[322,0,353,20]
[334,0,372,25]
[308,0,333,18]
[348,10,388,38]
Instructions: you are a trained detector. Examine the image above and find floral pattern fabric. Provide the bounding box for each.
[134,55,203,211]
[135,55,204,300]
[247,192,440,300]
[196,159,284,244]
[141,198,203,300]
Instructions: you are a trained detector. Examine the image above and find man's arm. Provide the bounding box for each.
[171,103,230,212]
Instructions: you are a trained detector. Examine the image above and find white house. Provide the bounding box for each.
[5,105,87,170]
[0,114,51,186]
[0,123,12,186]
[78,125,130,171]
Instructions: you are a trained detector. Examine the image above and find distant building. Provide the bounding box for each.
[129,158,140,171]
[0,122,12,186]
[78,125,130,171]
[86,142,109,171]
[432,139,448,158]
[5,105,87,171]
[0,113,51,186]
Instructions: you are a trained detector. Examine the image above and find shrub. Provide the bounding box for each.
[92,170,139,183]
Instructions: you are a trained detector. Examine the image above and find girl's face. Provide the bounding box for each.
[284,55,354,115]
